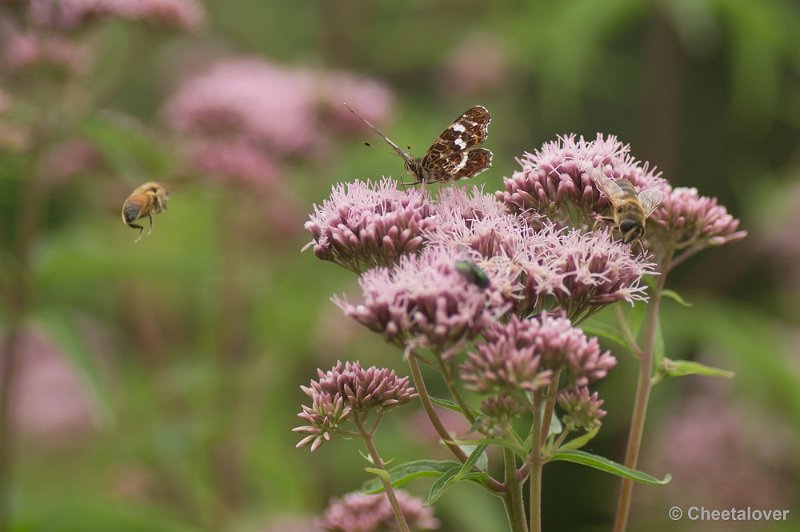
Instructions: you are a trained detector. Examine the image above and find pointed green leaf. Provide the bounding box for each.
[424,466,461,505]
[548,413,563,437]
[446,438,525,458]
[430,396,479,418]
[658,358,735,380]
[555,426,599,453]
[581,319,629,349]
[662,289,693,307]
[362,459,461,494]
[364,467,390,481]
[550,450,671,485]
[455,444,489,481]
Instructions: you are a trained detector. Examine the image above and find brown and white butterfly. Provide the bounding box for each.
[345,104,493,185]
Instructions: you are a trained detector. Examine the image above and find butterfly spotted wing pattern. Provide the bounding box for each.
[414,105,492,185]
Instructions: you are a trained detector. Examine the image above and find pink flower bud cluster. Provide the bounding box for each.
[649,186,747,250]
[294,361,416,452]
[305,178,435,272]
[557,387,607,431]
[319,490,439,531]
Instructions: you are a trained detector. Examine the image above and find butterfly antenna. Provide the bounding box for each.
[344,103,410,161]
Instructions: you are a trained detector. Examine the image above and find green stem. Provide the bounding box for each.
[539,369,561,447]
[529,393,544,532]
[502,448,527,532]
[407,353,505,493]
[437,356,475,424]
[613,253,671,532]
[355,418,411,532]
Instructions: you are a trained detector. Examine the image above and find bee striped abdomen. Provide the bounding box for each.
[123,199,144,224]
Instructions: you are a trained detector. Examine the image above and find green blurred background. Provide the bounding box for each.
[1,0,799,530]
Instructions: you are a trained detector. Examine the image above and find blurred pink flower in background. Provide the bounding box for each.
[187,139,282,191]
[319,490,439,531]
[2,30,89,75]
[439,32,512,96]
[640,381,797,527]
[318,70,395,133]
[2,325,100,443]
[164,58,320,154]
[28,0,204,30]
[39,139,104,185]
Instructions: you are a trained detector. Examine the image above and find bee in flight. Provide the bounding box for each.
[455,259,491,289]
[121,181,169,243]
[591,169,663,246]
[344,103,492,186]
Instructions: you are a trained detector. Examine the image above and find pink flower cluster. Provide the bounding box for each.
[557,387,607,431]
[461,313,615,397]
[319,490,439,531]
[334,246,500,349]
[650,187,747,250]
[305,179,435,272]
[164,58,394,190]
[28,0,205,30]
[498,134,667,226]
[2,31,89,75]
[294,361,416,452]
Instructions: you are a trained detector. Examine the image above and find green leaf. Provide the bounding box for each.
[548,413,563,437]
[657,358,735,380]
[454,444,489,481]
[362,459,461,494]
[555,426,599,453]
[424,466,461,505]
[364,467,389,481]
[580,319,629,349]
[430,396,479,418]
[445,438,525,459]
[550,450,671,485]
[662,289,693,307]
[625,302,647,338]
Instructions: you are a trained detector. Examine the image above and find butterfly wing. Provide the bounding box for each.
[420,106,492,183]
[638,189,664,217]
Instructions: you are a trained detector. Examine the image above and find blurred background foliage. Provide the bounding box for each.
[1,0,799,530]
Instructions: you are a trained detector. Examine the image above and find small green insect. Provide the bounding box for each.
[455,260,490,289]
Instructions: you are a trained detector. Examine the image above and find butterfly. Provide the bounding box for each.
[345,104,493,185]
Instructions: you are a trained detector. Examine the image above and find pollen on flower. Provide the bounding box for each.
[304,178,436,272]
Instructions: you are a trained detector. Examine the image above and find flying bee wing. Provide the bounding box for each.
[344,103,415,166]
[590,170,626,205]
[638,189,664,218]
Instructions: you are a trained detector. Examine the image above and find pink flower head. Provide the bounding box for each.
[29,0,204,30]
[163,58,319,154]
[2,31,89,75]
[318,490,439,531]
[478,394,525,437]
[301,361,417,413]
[426,185,528,258]
[304,178,435,272]
[649,186,747,250]
[440,32,511,96]
[293,392,350,453]
[498,134,667,227]
[186,139,282,191]
[511,224,657,320]
[557,386,607,431]
[334,245,499,349]
[317,70,395,134]
[294,361,416,452]
[460,316,553,396]
[461,313,615,394]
